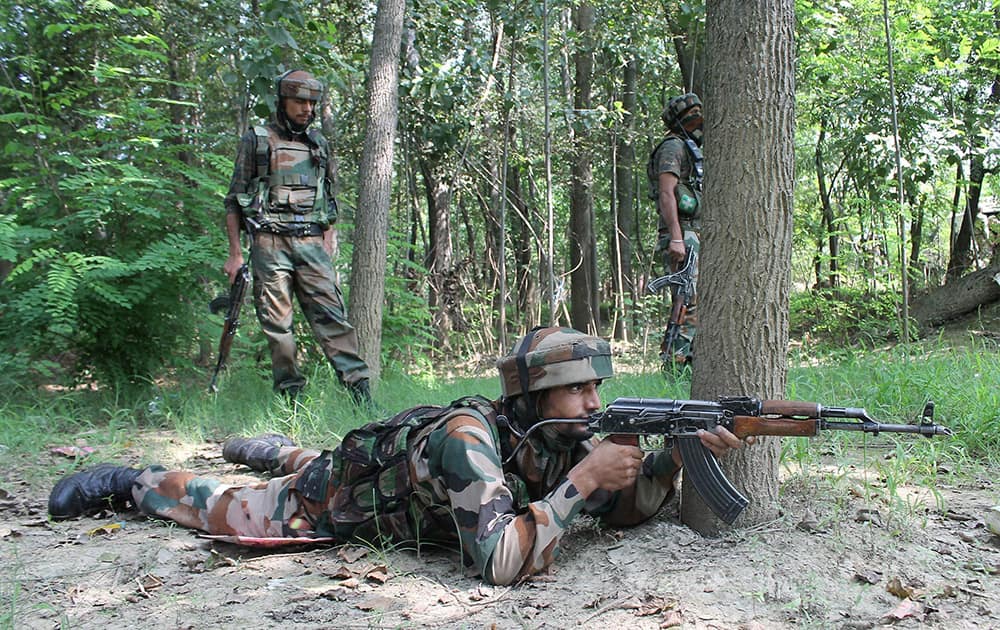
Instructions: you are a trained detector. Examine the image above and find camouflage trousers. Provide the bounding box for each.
[130,447,327,538]
[656,225,699,364]
[251,231,370,394]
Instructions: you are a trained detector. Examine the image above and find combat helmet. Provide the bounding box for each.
[497,327,614,400]
[661,92,702,128]
[276,69,324,102]
[274,69,323,132]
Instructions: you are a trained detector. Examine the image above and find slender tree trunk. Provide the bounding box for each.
[348,0,404,381]
[611,55,637,341]
[667,9,706,95]
[569,4,599,334]
[686,0,795,535]
[815,121,839,289]
[421,160,454,344]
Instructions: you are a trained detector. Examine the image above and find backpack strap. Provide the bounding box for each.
[252,125,270,179]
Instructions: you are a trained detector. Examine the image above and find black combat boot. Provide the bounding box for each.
[347,378,373,407]
[48,464,143,519]
[222,433,296,473]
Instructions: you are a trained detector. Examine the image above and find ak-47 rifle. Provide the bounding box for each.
[649,246,696,361]
[511,397,952,524]
[208,263,250,393]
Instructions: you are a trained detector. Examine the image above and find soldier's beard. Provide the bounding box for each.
[539,423,590,453]
[680,114,704,146]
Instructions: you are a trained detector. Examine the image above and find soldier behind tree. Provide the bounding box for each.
[647,93,705,367]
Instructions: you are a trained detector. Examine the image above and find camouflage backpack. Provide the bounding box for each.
[294,395,497,543]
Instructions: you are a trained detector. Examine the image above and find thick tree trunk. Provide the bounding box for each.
[348,0,404,381]
[569,4,599,334]
[911,262,1000,329]
[686,0,795,535]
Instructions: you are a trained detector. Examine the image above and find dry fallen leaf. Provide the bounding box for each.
[796,510,823,533]
[880,598,924,623]
[886,577,922,600]
[50,445,97,458]
[660,610,684,628]
[855,509,883,526]
[854,570,882,585]
[87,522,122,537]
[364,565,391,584]
[338,545,370,563]
[355,594,396,612]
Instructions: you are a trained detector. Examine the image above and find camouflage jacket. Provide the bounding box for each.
[404,396,679,585]
[647,135,703,228]
[223,121,338,227]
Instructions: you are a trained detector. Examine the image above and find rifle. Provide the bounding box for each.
[648,247,696,362]
[208,263,250,393]
[512,397,951,524]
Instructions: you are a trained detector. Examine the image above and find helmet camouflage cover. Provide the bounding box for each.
[662,92,702,126]
[277,70,324,102]
[497,327,614,398]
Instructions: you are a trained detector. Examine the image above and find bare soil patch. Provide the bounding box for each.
[1,433,998,629]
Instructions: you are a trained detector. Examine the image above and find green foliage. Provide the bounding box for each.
[785,339,1000,465]
[789,288,903,348]
[0,2,231,385]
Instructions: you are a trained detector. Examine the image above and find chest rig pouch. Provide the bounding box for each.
[295,396,497,543]
[238,125,332,228]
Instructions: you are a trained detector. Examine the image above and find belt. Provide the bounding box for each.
[256,223,325,237]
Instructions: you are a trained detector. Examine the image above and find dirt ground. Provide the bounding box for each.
[1,433,998,630]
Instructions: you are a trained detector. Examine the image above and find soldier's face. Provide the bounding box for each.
[680,105,703,133]
[538,380,603,438]
[283,97,315,127]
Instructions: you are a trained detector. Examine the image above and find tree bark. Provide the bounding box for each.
[610,55,637,341]
[686,0,795,535]
[569,3,599,334]
[814,121,839,289]
[348,0,404,381]
[420,160,454,345]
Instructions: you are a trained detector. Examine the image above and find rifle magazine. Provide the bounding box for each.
[677,438,748,524]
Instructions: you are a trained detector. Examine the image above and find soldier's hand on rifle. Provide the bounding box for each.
[671,427,754,468]
[569,439,644,496]
[223,253,245,285]
[667,238,686,266]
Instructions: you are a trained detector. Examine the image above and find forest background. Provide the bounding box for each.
[1,0,998,389]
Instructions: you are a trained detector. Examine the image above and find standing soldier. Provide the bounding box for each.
[647,93,704,368]
[222,69,372,403]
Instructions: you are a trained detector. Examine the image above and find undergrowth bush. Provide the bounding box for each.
[790,287,903,348]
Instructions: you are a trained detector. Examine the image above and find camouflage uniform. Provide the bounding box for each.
[224,74,369,394]
[128,397,678,585]
[125,329,681,585]
[647,96,704,365]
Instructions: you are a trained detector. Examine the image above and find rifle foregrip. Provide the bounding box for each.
[731,416,820,439]
[676,439,748,525]
[760,400,821,417]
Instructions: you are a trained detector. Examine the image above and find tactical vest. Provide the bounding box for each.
[647,134,704,219]
[294,395,498,543]
[238,125,331,228]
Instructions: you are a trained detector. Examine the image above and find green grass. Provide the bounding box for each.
[0,337,995,482]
